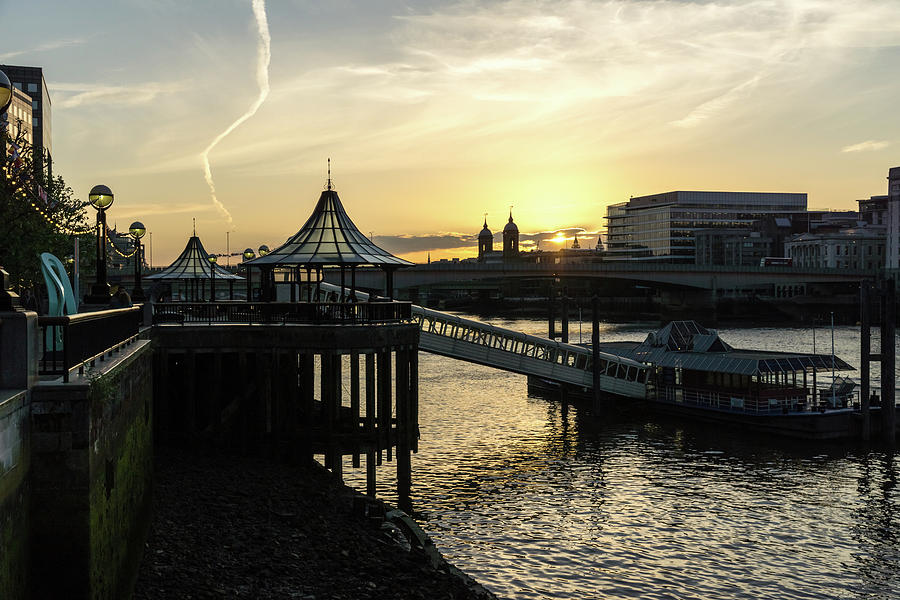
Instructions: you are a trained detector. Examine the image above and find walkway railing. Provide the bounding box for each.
[312,283,649,399]
[38,306,142,382]
[152,301,412,325]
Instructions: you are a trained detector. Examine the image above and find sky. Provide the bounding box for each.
[2,0,900,265]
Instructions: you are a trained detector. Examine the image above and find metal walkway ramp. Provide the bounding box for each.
[316,284,648,399]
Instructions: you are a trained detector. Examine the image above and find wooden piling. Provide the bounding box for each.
[592,295,602,413]
[351,352,360,468]
[561,295,569,343]
[396,348,411,507]
[882,279,896,444]
[860,282,871,441]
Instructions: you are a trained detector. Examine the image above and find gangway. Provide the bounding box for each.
[314,283,648,399]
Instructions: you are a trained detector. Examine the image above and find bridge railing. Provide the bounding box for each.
[414,306,649,383]
[152,301,412,325]
[311,281,649,397]
[38,306,143,382]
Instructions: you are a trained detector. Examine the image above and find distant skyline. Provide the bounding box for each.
[3,0,900,264]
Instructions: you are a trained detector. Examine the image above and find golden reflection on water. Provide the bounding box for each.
[339,321,900,600]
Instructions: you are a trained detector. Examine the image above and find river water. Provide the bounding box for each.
[342,319,900,600]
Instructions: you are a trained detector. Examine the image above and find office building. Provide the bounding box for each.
[888,167,900,271]
[2,86,33,147]
[0,64,52,171]
[605,191,807,262]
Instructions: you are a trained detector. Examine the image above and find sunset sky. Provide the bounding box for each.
[3,0,900,264]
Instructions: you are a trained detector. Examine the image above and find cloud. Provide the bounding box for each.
[841,140,890,153]
[375,228,601,255]
[51,82,182,109]
[0,37,87,62]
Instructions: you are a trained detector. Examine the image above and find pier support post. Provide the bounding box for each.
[882,279,896,444]
[592,295,602,413]
[351,352,360,468]
[396,348,412,511]
[561,295,569,344]
[365,352,377,495]
[860,281,871,441]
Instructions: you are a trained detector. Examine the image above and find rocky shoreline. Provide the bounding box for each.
[133,448,498,600]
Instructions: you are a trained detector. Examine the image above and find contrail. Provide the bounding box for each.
[200,0,271,227]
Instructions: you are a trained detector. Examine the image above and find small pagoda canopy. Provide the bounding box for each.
[147,235,243,281]
[244,168,412,300]
[244,186,412,269]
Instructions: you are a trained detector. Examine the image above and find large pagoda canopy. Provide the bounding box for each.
[244,185,413,268]
[146,235,243,281]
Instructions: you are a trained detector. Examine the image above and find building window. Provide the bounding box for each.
[27,83,37,93]
[32,100,38,110]
[33,117,39,127]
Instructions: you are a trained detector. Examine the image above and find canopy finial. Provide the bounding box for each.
[327,158,333,191]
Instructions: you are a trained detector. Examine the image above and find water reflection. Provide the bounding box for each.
[339,322,900,600]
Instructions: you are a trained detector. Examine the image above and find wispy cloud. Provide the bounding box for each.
[841,140,890,153]
[0,37,87,62]
[51,82,182,109]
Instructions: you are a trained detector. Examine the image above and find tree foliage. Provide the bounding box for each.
[0,130,90,292]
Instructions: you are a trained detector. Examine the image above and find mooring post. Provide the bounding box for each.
[592,295,602,413]
[860,281,871,441]
[882,279,896,444]
[548,295,556,340]
[561,294,569,344]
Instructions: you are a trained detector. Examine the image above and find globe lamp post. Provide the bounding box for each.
[128,221,146,301]
[0,69,21,312]
[243,248,255,301]
[257,245,271,300]
[208,254,217,303]
[86,184,115,304]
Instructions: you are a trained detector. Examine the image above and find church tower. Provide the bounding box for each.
[478,218,493,261]
[502,210,519,259]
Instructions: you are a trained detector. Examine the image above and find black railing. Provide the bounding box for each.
[152,301,412,325]
[38,306,143,383]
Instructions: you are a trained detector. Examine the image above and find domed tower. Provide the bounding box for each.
[503,210,519,259]
[478,217,494,261]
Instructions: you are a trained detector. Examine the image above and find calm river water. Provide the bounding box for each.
[342,319,900,600]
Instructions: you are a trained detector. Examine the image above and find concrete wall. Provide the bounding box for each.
[0,390,30,599]
[30,340,153,599]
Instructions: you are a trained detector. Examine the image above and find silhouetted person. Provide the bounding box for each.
[109,285,132,308]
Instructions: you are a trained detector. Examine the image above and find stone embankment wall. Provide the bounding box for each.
[0,390,30,598]
[29,340,153,599]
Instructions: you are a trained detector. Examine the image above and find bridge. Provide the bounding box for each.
[314,282,649,399]
[329,261,875,293]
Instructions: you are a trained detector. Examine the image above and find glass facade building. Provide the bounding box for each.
[0,64,51,171]
[605,191,807,262]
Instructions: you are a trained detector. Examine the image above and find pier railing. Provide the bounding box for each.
[152,301,412,325]
[38,306,143,382]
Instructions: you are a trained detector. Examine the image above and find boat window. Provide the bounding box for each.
[606,362,618,377]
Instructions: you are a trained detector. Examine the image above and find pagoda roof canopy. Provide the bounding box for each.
[146,235,243,281]
[245,187,413,268]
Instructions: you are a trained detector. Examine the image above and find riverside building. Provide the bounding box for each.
[605,191,807,262]
[889,167,900,272]
[0,64,52,172]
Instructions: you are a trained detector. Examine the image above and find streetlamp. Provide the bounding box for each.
[257,245,271,300]
[128,221,146,301]
[85,184,114,304]
[208,253,217,303]
[0,69,21,312]
[243,248,255,301]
